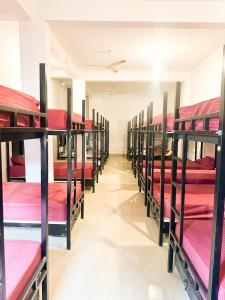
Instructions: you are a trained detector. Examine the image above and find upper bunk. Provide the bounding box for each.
[0,64,47,141]
[142,95,220,135]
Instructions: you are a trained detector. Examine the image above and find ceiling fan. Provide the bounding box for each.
[87,60,126,73]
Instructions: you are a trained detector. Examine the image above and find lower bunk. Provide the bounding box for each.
[172,220,225,300]
[5,240,47,300]
[8,156,96,191]
[147,183,215,245]
[3,182,84,249]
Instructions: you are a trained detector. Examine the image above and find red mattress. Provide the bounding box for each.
[10,164,25,178]
[5,240,41,300]
[176,220,225,299]
[3,182,82,222]
[85,120,95,130]
[48,109,82,130]
[153,183,215,219]
[153,156,215,170]
[9,156,93,179]
[152,112,174,131]
[54,161,93,179]
[0,85,39,127]
[142,97,219,131]
[142,168,215,184]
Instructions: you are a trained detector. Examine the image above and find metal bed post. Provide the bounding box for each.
[92,109,96,193]
[100,115,104,173]
[5,142,10,182]
[81,100,86,219]
[0,143,6,300]
[107,120,109,159]
[139,110,145,193]
[168,81,181,272]
[66,88,72,250]
[137,112,141,191]
[127,121,130,160]
[133,115,138,177]
[158,92,168,246]
[96,112,99,183]
[131,117,134,169]
[208,47,225,299]
[145,103,153,210]
[39,63,48,300]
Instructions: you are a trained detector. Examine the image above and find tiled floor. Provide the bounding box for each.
[5,155,188,300]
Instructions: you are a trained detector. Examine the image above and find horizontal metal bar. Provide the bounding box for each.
[175,112,219,123]
[0,105,46,117]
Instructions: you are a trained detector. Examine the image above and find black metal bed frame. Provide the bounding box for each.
[167,49,225,299]
[131,116,138,177]
[127,121,132,160]
[4,88,86,250]
[0,63,48,300]
[47,89,85,250]
[146,92,171,246]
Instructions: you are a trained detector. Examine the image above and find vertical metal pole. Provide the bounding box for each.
[168,81,181,272]
[92,109,96,193]
[96,112,99,183]
[39,63,48,299]
[159,92,168,246]
[0,143,6,300]
[208,45,225,299]
[81,100,85,219]
[66,88,72,250]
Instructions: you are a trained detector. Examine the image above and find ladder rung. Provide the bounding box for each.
[172,181,181,190]
[171,206,180,218]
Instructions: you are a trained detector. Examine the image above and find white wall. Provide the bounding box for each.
[183,47,223,106]
[0,22,21,181]
[90,84,176,155]
[182,47,223,159]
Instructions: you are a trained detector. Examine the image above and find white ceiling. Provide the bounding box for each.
[86,81,174,96]
[0,0,29,20]
[49,21,225,73]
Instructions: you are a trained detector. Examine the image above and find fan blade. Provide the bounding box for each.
[108,60,126,68]
[106,65,118,73]
[86,64,105,68]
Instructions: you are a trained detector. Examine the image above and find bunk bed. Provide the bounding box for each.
[145,87,219,246]
[167,47,225,299]
[0,64,48,300]
[47,89,85,250]
[3,88,85,250]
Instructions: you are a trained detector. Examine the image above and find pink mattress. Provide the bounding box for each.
[142,113,174,131]
[5,240,41,300]
[153,183,215,219]
[0,85,39,127]
[142,97,219,131]
[48,109,82,130]
[179,97,219,131]
[54,161,93,179]
[176,220,225,299]
[85,120,95,130]
[9,156,93,179]
[142,168,215,184]
[152,112,174,131]
[3,182,82,222]
[153,156,215,170]
[10,164,25,178]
